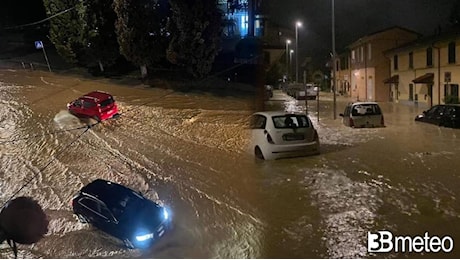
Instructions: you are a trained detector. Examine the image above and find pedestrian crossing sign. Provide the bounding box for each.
[35,41,43,50]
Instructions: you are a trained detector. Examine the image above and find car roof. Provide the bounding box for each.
[81,179,142,206]
[349,102,379,106]
[81,91,113,102]
[253,111,308,117]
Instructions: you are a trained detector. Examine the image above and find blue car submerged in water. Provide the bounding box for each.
[72,179,171,248]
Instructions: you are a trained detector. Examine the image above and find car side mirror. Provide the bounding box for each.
[339,113,344,117]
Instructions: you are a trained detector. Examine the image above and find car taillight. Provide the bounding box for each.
[381,115,385,126]
[349,118,354,127]
[264,130,274,144]
[313,130,319,141]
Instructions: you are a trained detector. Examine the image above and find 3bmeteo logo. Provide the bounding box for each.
[368,231,454,253]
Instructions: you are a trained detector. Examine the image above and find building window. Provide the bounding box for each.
[409,52,413,69]
[393,55,398,70]
[448,41,456,64]
[336,60,339,71]
[368,43,372,60]
[360,46,364,62]
[426,47,433,67]
[444,84,459,96]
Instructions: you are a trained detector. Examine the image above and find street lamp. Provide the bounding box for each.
[286,39,291,82]
[295,21,302,83]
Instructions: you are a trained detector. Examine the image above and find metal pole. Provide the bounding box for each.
[42,45,52,72]
[332,0,337,119]
[295,24,299,83]
[438,46,441,105]
[305,85,308,114]
[286,40,290,81]
[317,86,320,122]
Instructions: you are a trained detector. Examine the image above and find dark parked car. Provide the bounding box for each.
[415,104,460,128]
[72,179,171,249]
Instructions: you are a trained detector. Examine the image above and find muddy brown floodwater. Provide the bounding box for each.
[1,70,460,258]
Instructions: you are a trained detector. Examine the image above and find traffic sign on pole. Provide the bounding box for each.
[34,41,51,72]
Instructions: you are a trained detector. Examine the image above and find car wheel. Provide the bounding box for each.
[254,146,265,160]
[76,213,88,223]
[123,238,135,249]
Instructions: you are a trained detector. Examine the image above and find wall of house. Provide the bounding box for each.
[348,28,420,102]
[391,38,460,107]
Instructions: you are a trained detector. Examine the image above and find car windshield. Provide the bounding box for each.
[351,104,382,116]
[99,97,114,108]
[272,115,310,128]
[108,191,144,218]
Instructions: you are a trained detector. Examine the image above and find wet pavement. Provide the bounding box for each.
[1,70,460,258]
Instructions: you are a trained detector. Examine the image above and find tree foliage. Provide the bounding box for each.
[80,0,121,70]
[113,0,171,70]
[42,0,87,64]
[167,0,223,79]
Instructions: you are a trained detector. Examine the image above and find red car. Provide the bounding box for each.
[67,91,119,121]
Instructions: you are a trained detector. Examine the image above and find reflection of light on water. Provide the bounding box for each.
[53,110,83,129]
[300,169,381,258]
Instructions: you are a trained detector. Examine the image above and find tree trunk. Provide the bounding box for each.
[140,65,148,83]
[98,60,105,73]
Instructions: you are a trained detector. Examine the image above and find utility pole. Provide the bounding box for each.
[332,0,337,119]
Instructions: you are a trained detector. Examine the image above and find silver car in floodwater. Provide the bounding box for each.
[339,102,385,128]
[249,111,320,160]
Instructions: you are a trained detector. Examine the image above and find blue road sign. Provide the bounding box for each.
[35,41,43,50]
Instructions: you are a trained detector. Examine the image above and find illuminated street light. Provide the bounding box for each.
[295,21,302,83]
[286,39,291,81]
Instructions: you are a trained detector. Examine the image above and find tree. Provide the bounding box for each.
[42,0,87,64]
[448,0,460,28]
[0,197,48,258]
[113,0,171,79]
[167,0,223,79]
[80,0,121,73]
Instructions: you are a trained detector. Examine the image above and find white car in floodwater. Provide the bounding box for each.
[249,111,320,160]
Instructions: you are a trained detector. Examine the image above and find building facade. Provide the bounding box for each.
[335,27,420,102]
[384,28,460,107]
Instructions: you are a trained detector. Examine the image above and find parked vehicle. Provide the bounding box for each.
[415,104,460,128]
[67,91,119,122]
[339,102,385,128]
[305,83,319,100]
[249,111,320,160]
[72,179,171,249]
[284,83,318,100]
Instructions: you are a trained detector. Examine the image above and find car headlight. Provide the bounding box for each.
[163,207,169,220]
[135,233,154,242]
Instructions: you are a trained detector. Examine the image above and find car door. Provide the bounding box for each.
[77,197,104,224]
[78,197,117,234]
[424,105,444,125]
[71,99,84,114]
[250,114,267,148]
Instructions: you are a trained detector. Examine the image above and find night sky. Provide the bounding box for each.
[1,0,459,66]
[267,0,459,61]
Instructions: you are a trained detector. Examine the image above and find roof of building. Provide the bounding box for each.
[384,26,460,55]
[347,26,421,48]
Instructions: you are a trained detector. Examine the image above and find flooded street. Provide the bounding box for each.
[1,70,460,258]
